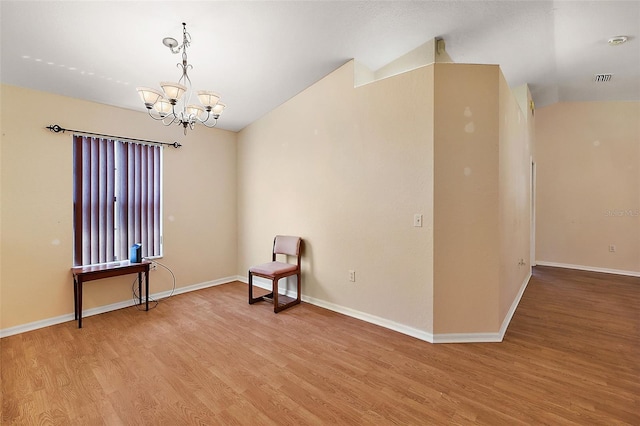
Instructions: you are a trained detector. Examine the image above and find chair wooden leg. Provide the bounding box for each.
[249,272,274,305]
[273,274,301,313]
[248,272,255,304]
[274,298,301,313]
[250,272,301,313]
[272,278,278,313]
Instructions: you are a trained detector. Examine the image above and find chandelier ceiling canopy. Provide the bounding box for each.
[136,23,225,134]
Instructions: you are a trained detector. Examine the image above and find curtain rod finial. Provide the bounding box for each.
[46,124,65,133]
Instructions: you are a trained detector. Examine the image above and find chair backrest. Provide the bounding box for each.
[272,235,301,258]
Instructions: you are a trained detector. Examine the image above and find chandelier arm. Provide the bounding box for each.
[162,117,176,127]
[196,109,211,124]
[160,113,180,127]
[199,117,219,128]
[146,109,173,123]
[197,109,221,128]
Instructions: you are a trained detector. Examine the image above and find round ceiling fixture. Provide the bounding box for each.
[608,36,628,46]
[163,37,179,49]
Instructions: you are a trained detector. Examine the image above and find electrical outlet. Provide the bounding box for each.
[609,245,616,253]
[349,270,356,282]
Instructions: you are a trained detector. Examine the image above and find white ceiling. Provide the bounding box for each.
[1,1,638,132]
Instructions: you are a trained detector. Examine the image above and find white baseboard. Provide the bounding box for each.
[432,332,503,343]
[301,294,435,343]
[238,276,433,342]
[3,272,535,344]
[243,274,533,344]
[160,275,238,298]
[500,271,532,337]
[432,271,532,343]
[535,261,640,278]
[1,313,78,339]
[241,274,433,342]
[0,276,238,338]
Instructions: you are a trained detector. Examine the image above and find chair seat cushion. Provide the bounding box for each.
[249,261,298,276]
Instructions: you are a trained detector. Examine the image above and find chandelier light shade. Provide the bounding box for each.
[212,103,226,116]
[137,87,164,108]
[155,99,174,117]
[159,82,187,102]
[136,22,225,134]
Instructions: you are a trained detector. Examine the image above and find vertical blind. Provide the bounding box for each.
[73,135,162,266]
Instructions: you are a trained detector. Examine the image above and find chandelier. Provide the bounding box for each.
[136,23,225,134]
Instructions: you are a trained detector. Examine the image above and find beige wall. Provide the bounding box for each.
[432,64,533,335]
[0,84,237,330]
[498,76,534,323]
[433,64,501,333]
[238,61,435,333]
[536,102,640,274]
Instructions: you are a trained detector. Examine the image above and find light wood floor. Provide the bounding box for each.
[2,266,638,425]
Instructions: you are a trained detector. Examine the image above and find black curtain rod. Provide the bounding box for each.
[45,124,182,148]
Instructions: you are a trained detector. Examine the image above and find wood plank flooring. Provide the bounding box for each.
[2,266,638,425]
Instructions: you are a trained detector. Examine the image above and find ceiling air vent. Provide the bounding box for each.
[594,73,612,82]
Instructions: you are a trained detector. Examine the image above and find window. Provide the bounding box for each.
[73,135,163,266]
